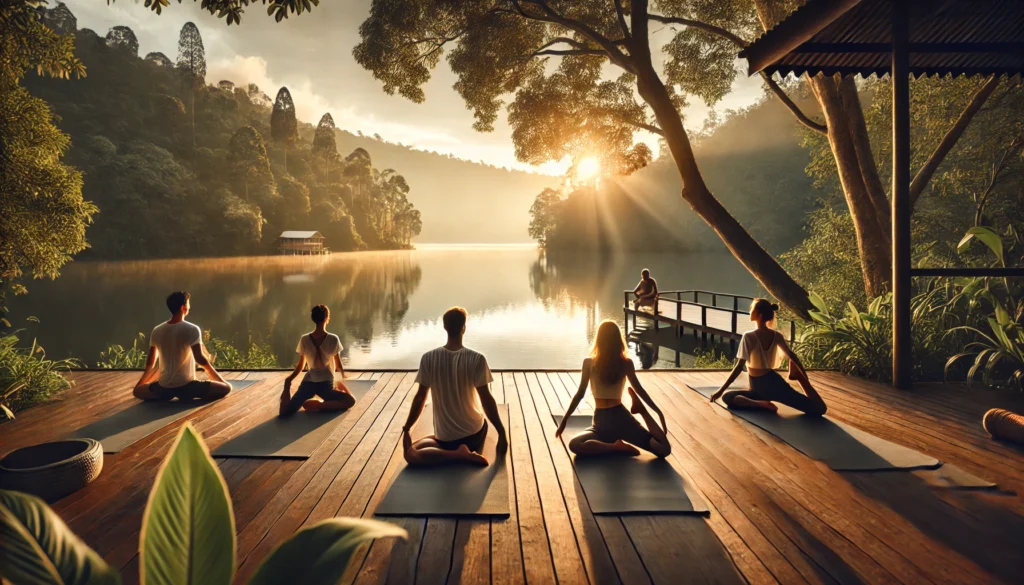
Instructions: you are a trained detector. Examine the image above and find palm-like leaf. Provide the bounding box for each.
[0,490,120,585]
[140,423,235,585]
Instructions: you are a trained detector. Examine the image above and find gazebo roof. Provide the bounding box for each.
[279,231,323,239]
[741,0,1024,78]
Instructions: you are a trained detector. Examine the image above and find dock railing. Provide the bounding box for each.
[623,289,797,346]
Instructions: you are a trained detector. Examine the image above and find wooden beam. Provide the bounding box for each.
[741,0,862,74]
[892,0,912,390]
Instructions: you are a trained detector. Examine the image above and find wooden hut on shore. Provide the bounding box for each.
[278,231,327,255]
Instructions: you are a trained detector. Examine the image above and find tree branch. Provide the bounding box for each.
[909,75,1000,209]
[512,0,636,72]
[650,13,827,135]
[613,0,630,38]
[533,48,606,57]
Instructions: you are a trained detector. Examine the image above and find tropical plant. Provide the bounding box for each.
[692,347,733,369]
[0,328,80,420]
[202,331,279,369]
[97,333,149,369]
[0,424,406,585]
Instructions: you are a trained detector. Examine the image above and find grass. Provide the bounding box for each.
[0,332,79,419]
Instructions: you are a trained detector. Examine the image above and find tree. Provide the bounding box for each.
[115,0,319,25]
[270,86,298,170]
[175,21,206,144]
[105,25,138,56]
[145,51,172,67]
[42,1,76,34]
[0,0,94,317]
[312,112,339,180]
[528,188,563,248]
[227,126,273,202]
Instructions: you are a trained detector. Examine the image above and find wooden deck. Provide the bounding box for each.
[3,370,1024,584]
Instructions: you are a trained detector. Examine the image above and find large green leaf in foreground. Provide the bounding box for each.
[248,518,407,585]
[140,423,235,585]
[0,489,120,585]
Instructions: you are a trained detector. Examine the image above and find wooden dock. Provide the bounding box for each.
[2,370,1024,584]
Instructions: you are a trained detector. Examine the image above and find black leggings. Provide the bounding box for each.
[723,370,824,416]
[281,379,350,417]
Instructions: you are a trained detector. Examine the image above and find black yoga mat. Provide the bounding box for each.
[375,405,510,517]
[69,378,258,453]
[683,376,940,472]
[211,379,378,459]
[553,414,709,515]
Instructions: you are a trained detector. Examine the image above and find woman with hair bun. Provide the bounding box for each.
[710,298,827,416]
[279,304,355,417]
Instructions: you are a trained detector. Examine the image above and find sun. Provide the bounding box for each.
[576,157,601,181]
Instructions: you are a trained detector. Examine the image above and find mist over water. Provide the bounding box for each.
[10,246,758,369]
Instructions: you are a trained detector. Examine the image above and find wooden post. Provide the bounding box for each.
[676,302,681,338]
[701,306,707,347]
[892,1,912,390]
[624,291,630,335]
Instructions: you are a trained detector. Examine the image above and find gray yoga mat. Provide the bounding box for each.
[684,377,940,472]
[916,464,1001,491]
[69,379,258,453]
[375,404,510,517]
[211,379,378,459]
[554,414,709,515]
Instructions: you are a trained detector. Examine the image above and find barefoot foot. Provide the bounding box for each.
[613,440,641,457]
[302,399,326,411]
[732,395,779,413]
[455,444,489,466]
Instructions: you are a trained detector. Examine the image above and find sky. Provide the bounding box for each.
[66,0,765,174]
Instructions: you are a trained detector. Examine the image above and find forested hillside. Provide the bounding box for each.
[531,95,820,254]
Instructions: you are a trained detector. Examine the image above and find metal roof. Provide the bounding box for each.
[279,231,323,239]
[741,0,1024,78]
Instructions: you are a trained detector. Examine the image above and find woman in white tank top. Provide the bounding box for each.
[710,299,826,416]
[554,321,671,458]
[280,305,356,417]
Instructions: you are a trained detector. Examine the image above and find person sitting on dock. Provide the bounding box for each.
[279,304,355,417]
[401,307,507,467]
[555,320,671,458]
[710,299,827,416]
[133,291,232,401]
[632,269,659,311]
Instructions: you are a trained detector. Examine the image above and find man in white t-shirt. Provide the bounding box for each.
[401,307,507,467]
[133,292,232,401]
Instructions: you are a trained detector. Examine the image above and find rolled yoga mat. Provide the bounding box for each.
[553,414,709,515]
[68,378,258,453]
[983,408,1024,443]
[682,375,941,472]
[375,404,510,517]
[211,379,379,459]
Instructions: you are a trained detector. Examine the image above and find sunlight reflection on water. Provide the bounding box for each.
[10,246,758,369]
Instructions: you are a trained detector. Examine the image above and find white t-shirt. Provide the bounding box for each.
[737,329,789,370]
[296,333,343,383]
[150,320,203,388]
[415,347,492,442]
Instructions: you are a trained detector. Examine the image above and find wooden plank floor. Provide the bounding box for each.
[2,370,1024,584]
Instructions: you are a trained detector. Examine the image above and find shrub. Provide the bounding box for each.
[0,331,79,419]
[202,331,278,369]
[97,332,148,369]
[0,424,406,585]
[692,347,734,369]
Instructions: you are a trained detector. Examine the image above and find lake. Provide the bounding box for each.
[9,246,760,369]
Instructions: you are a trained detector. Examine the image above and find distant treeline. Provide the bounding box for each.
[25,7,420,258]
[530,96,819,255]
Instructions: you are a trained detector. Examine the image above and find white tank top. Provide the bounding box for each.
[590,372,627,400]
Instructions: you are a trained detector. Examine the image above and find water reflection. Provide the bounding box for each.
[9,246,758,369]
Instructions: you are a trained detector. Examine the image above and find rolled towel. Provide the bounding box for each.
[982,408,1024,444]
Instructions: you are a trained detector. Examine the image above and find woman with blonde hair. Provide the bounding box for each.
[555,320,671,458]
[710,298,826,415]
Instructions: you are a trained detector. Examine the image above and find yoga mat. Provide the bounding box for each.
[684,377,940,472]
[69,379,258,453]
[553,414,709,515]
[916,464,1002,491]
[211,379,378,459]
[375,405,510,517]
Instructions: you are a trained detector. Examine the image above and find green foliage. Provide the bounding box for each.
[1,423,404,585]
[0,490,120,585]
[118,0,320,25]
[201,331,279,369]
[528,188,562,248]
[0,330,79,418]
[96,333,148,369]
[25,12,420,257]
[781,206,866,312]
[692,347,733,369]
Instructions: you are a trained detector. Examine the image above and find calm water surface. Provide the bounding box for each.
[10,246,759,369]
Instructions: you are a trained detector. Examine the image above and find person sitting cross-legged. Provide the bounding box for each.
[555,320,671,458]
[133,291,232,402]
[633,269,659,311]
[401,307,508,467]
[279,304,356,418]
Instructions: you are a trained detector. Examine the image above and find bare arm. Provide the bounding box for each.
[192,343,227,384]
[626,363,666,431]
[555,360,591,438]
[633,280,642,296]
[710,359,746,403]
[135,347,159,387]
[403,384,430,435]
[779,340,810,381]
[334,354,345,378]
[645,279,659,299]
[477,383,507,449]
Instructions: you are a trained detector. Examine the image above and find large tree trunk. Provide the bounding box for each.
[634,66,814,318]
[811,77,892,298]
